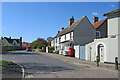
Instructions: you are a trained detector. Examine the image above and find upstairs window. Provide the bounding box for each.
[96,31,101,38]
[65,35,66,41]
[56,38,57,43]
[70,32,73,40]
[59,37,61,43]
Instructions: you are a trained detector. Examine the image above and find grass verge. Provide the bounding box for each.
[0,60,11,67]
[0,50,16,53]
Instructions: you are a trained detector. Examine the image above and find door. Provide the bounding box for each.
[100,46,104,62]
[98,44,104,62]
[80,46,85,60]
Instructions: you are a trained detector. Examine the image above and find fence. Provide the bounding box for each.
[2,46,24,51]
[74,45,86,60]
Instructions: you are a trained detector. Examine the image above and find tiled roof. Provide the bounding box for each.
[92,18,107,29]
[4,37,13,43]
[13,39,20,43]
[54,16,86,38]
[104,8,120,16]
[4,37,21,43]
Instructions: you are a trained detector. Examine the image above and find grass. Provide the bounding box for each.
[0,50,16,53]
[0,60,11,67]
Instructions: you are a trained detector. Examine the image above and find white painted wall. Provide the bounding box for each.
[66,33,70,41]
[2,38,12,46]
[12,40,18,46]
[108,17,119,37]
[86,37,118,63]
[51,40,54,46]
[61,35,65,42]
[74,45,80,58]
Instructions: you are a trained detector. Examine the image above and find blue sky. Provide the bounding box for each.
[2,2,118,42]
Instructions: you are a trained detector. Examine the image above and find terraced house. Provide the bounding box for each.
[53,16,96,55]
[1,37,22,47]
[86,9,120,63]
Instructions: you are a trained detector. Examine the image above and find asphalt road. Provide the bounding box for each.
[1,50,118,78]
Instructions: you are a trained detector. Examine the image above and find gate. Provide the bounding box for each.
[80,46,85,60]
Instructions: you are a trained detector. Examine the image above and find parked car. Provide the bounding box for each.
[26,46,32,51]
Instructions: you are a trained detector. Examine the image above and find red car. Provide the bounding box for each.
[26,46,32,51]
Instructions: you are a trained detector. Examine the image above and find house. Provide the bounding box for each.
[22,42,30,48]
[93,16,108,38]
[53,16,96,57]
[2,37,22,47]
[51,39,54,47]
[85,9,120,63]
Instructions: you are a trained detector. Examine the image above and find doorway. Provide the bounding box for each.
[98,44,104,62]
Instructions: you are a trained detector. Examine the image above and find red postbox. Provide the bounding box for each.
[69,47,73,56]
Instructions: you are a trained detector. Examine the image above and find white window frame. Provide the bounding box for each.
[96,31,101,38]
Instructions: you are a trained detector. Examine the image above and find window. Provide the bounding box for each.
[70,32,73,40]
[59,37,61,43]
[56,38,57,43]
[65,35,66,41]
[96,31,100,38]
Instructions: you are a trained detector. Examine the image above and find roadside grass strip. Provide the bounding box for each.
[0,60,11,67]
[0,50,17,53]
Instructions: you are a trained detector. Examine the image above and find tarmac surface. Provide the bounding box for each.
[1,50,118,78]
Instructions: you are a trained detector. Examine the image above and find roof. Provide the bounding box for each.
[54,16,86,38]
[13,39,20,43]
[4,37,13,43]
[93,18,107,29]
[4,37,21,43]
[104,8,120,16]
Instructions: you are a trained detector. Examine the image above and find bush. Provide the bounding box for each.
[55,50,59,54]
[48,47,54,53]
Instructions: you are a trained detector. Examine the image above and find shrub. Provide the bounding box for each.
[55,50,59,54]
[48,47,54,53]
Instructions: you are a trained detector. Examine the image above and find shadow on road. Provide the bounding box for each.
[1,52,41,55]
[21,63,75,74]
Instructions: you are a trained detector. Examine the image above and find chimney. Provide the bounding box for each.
[69,16,74,26]
[93,16,98,23]
[20,37,22,47]
[58,31,60,33]
[62,27,64,30]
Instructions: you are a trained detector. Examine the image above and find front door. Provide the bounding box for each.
[100,46,104,62]
[98,44,104,62]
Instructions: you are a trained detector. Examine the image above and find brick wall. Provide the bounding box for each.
[2,46,24,51]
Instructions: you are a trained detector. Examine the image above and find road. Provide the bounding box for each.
[1,50,118,78]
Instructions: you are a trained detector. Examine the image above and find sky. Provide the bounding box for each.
[2,2,118,43]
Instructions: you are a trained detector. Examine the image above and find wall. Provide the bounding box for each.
[66,33,70,41]
[2,46,24,51]
[86,37,118,63]
[2,38,12,46]
[74,17,96,46]
[61,35,65,42]
[108,17,119,37]
[96,20,107,38]
[74,45,80,58]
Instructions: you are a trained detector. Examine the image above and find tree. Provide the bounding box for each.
[37,38,48,46]
[47,37,53,46]
[30,38,48,49]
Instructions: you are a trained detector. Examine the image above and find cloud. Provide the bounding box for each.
[92,12,98,15]
[111,4,115,7]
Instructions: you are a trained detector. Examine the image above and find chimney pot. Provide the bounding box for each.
[69,16,74,26]
[93,16,98,23]
[62,27,64,30]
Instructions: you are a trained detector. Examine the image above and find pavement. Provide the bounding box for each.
[40,52,118,73]
[1,50,118,78]
[1,62,23,78]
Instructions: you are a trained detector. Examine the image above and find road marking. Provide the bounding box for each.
[12,61,25,78]
[25,74,34,78]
